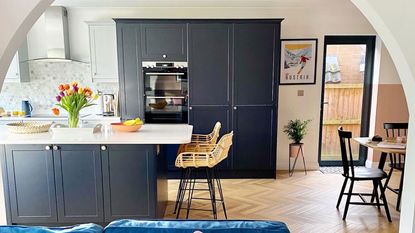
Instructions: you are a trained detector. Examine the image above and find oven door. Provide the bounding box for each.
[144,71,188,123]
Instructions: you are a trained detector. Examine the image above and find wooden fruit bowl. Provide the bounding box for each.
[111,123,142,132]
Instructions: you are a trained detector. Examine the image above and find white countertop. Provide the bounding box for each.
[0,115,120,122]
[0,124,193,145]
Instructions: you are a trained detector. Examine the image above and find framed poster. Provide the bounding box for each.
[279,39,318,85]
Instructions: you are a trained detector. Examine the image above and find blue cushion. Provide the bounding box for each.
[0,223,103,233]
[104,220,290,233]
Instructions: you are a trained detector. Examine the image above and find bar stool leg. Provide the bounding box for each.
[173,169,185,214]
[185,172,196,219]
[214,168,228,219]
[176,168,191,219]
[206,168,218,219]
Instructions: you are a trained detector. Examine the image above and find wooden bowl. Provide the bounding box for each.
[111,123,142,132]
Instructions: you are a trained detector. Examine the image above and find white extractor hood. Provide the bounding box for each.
[26,6,80,62]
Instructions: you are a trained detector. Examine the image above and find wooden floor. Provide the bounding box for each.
[164,170,401,233]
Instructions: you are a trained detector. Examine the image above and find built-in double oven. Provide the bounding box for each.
[143,62,188,123]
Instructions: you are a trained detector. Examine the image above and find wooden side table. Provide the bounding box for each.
[289,143,307,177]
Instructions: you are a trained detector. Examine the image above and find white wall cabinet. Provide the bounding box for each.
[5,53,20,83]
[88,22,118,83]
[5,51,30,83]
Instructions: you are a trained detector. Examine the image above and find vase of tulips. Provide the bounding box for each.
[52,82,97,128]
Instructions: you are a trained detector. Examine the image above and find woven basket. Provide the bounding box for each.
[6,121,52,134]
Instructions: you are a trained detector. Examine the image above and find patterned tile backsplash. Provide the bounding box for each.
[0,61,119,114]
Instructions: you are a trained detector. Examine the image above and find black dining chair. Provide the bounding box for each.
[336,127,391,222]
[383,122,408,211]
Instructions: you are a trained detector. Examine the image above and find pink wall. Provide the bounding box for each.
[371,84,409,162]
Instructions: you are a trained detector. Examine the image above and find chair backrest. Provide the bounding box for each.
[208,122,222,144]
[384,122,408,137]
[211,131,233,164]
[338,127,355,177]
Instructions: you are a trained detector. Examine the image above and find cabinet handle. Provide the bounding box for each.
[189,106,193,110]
[45,145,51,150]
[53,145,60,151]
[101,145,107,151]
[93,72,97,76]
[162,54,167,59]
[233,106,237,110]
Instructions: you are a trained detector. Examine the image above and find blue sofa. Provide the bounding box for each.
[0,220,290,233]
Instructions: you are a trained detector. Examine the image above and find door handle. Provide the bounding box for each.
[323,101,329,105]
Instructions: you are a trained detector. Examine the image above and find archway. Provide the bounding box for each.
[0,0,414,232]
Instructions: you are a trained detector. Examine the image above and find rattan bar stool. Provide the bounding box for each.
[174,132,233,219]
[173,122,221,214]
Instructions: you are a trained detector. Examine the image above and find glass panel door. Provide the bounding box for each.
[319,36,375,166]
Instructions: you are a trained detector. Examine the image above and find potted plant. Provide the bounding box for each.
[51,82,98,128]
[283,119,311,157]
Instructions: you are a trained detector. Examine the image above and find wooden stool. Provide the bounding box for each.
[174,132,233,219]
[173,122,221,214]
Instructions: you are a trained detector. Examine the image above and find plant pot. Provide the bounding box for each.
[289,143,304,158]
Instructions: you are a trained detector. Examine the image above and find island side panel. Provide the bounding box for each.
[102,144,160,221]
[0,145,12,225]
[156,144,168,218]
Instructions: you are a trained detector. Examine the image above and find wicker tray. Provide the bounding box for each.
[6,122,52,134]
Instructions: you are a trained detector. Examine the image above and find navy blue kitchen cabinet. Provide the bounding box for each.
[232,106,276,173]
[188,23,232,106]
[101,145,166,221]
[116,23,144,121]
[233,23,278,105]
[141,23,187,61]
[53,145,104,223]
[189,106,233,170]
[1,144,166,225]
[115,19,282,178]
[3,145,57,224]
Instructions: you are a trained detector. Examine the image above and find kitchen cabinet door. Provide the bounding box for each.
[232,106,276,171]
[116,23,144,120]
[102,145,156,221]
[189,106,233,169]
[188,23,231,105]
[233,23,279,105]
[5,145,57,223]
[141,23,187,61]
[89,23,118,83]
[53,145,104,223]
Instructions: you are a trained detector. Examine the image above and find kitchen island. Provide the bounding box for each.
[0,124,192,225]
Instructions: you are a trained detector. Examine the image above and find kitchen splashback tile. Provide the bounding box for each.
[0,62,118,113]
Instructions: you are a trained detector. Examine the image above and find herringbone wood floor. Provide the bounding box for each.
[164,171,401,233]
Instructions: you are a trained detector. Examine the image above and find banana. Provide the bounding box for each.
[123,118,143,126]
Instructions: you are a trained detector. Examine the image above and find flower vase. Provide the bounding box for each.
[68,112,80,128]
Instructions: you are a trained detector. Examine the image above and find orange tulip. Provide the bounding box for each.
[52,108,60,116]
[84,87,92,97]
[64,84,70,90]
[71,81,78,87]
[58,84,65,91]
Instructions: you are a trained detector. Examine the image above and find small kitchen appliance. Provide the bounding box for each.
[102,93,116,116]
[21,100,33,117]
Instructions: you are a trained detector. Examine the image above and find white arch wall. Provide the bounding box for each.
[0,0,414,231]
[0,0,53,90]
[351,1,415,232]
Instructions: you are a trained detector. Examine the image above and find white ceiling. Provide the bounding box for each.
[52,0,321,8]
